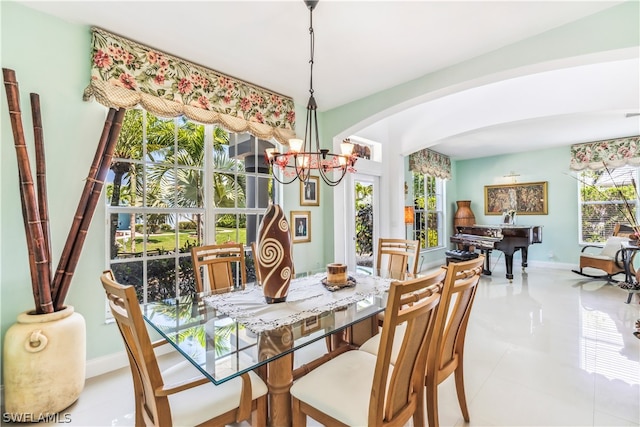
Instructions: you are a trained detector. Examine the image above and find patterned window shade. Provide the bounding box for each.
[570,136,640,171]
[408,148,451,179]
[83,27,296,144]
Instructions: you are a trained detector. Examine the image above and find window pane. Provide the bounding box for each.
[176,120,204,166]
[411,173,444,250]
[111,261,144,302]
[215,213,242,244]
[147,258,177,301]
[578,166,638,243]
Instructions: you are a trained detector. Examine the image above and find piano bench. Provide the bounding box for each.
[445,249,479,265]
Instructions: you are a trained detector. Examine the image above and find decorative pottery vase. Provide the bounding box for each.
[453,200,476,231]
[257,203,294,303]
[3,306,86,417]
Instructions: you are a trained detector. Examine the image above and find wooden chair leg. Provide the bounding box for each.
[425,376,439,427]
[413,389,426,427]
[252,395,267,427]
[454,364,470,421]
[292,397,307,427]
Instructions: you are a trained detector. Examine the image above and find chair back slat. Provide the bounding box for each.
[377,238,421,276]
[434,258,483,370]
[369,268,445,425]
[191,243,247,292]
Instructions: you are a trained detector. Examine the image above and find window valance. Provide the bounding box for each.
[82,27,296,145]
[570,136,640,171]
[408,148,451,180]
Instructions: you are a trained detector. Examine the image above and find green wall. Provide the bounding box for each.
[1,1,638,373]
[0,2,123,368]
[455,146,579,265]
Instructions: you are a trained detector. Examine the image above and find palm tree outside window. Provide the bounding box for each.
[105,109,274,304]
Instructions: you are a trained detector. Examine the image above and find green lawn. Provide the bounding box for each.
[118,228,248,254]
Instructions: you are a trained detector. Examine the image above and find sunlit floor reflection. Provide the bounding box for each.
[581,305,639,385]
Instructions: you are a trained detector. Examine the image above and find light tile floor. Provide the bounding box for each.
[12,264,640,426]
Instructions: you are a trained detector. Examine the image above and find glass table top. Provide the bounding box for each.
[142,270,406,385]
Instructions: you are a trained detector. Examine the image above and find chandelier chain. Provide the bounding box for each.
[264,0,357,188]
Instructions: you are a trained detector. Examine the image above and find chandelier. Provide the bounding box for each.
[265,0,357,187]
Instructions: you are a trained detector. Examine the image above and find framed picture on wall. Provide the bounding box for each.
[300,176,319,206]
[484,181,548,215]
[291,210,311,243]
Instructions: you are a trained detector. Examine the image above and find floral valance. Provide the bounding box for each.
[408,148,451,180]
[83,27,296,144]
[569,136,640,171]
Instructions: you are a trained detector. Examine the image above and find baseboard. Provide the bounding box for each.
[528,260,575,270]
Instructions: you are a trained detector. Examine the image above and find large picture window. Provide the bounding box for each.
[578,165,638,243]
[411,174,444,249]
[105,110,274,303]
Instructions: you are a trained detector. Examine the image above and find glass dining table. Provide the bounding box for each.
[142,269,404,426]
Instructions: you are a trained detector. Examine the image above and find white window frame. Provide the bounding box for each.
[411,173,445,250]
[577,165,638,244]
[105,110,275,313]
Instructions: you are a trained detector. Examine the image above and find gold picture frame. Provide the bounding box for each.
[300,176,319,206]
[291,210,311,243]
[484,181,548,215]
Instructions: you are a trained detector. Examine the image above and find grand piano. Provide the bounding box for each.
[450,225,543,280]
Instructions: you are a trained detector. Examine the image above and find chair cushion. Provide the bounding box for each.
[161,360,267,426]
[599,236,626,257]
[358,322,407,365]
[290,350,392,426]
[581,253,615,261]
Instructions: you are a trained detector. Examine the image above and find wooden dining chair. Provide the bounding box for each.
[191,243,247,292]
[425,256,484,427]
[100,270,268,427]
[377,238,421,276]
[290,268,446,427]
[358,256,484,427]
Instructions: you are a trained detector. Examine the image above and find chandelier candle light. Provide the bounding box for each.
[265,0,357,187]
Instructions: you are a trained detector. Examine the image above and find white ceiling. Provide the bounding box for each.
[17,0,640,160]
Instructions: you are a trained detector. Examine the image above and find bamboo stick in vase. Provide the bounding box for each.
[31,93,52,279]
[18,168,42,312]
[50,108,116,302]
[53,108,126,310]
[2,68,53,313]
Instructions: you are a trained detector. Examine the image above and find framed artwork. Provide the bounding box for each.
[300,176,319,206]
[484,181,548,215]
[291,210,311,243]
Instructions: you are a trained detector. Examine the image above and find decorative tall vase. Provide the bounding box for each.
[454,200,476,231]
[3,306,86,418]
[257,204,294,303]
